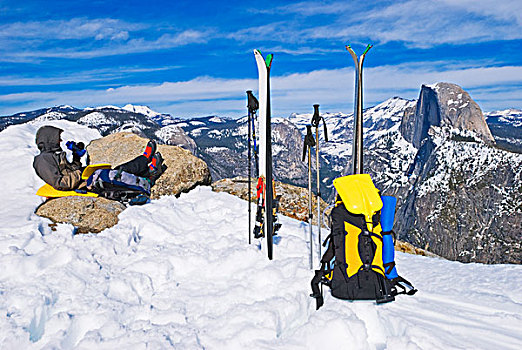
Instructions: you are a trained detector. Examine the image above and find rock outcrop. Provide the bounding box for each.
[87,132,211,198]
[212,177,328,226]
[36,197,125,233]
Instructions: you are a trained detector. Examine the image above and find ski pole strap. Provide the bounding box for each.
[310,104,328,142]
[302,125,316,161]
[322,117,328,142]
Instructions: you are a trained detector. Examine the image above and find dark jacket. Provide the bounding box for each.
[33,126,83,190]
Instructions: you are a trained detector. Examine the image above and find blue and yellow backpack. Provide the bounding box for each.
[311,174,416,309]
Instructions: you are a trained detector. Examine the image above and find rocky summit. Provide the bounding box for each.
[87,132,212,199]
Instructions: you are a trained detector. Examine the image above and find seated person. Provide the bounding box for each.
[33,125,165,191]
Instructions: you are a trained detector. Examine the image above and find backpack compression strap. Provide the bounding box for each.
[390,276,417,296]
[310,233,335,310]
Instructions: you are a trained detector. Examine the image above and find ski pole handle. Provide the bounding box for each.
[246,90,259,114]
[311,104,320,127]
[302,125,315,161]
[310,105,328,142]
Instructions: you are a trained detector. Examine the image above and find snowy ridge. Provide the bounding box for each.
[286,97,418,175]
[208,116,226,123]
[1,121,521,348]
[77,112,118,133]
[31,111,68,123]
[486,109,522,128]
[123,104,164,118]
[86,105,122,111]
[484,109,522,153]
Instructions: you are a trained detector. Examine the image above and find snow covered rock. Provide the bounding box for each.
[35,197,126,233]
[155,124,197,153]
[87,132,211,198]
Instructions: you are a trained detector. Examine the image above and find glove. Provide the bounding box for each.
[66,141,87,157]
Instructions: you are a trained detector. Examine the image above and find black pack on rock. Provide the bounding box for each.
[86,169,151,204]
[311,174,416,309]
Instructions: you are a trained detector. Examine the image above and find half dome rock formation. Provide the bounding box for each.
[401,82,495,148]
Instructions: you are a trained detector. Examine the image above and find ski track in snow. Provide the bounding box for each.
[1,121,522,349]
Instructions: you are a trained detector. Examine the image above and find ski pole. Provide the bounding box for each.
[303,125,316,269]
[247,90,259,245]
[346,44,372,175]
[310,104,328,260]
[248,99,252,245]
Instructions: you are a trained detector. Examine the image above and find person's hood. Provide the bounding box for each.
[35,125,63,152]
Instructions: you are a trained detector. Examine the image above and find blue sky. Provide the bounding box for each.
[1,0,521,118]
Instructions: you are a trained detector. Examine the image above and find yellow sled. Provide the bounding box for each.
[81,163,111,179]
[36,184,98,198]
[36,164,111,198]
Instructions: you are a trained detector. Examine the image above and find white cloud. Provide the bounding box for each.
[1,62,520,117]
[440,0,522,25]
[0,66,181,86]
[0,18,212,61]
[0,18,141,40]
[241,0,522,48]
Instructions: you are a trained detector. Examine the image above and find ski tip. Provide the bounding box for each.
[265,53,273,68]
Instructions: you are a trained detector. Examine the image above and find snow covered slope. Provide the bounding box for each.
[1,117,522,349]
[485,109,522,153]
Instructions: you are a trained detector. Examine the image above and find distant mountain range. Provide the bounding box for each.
[1,83,521,264]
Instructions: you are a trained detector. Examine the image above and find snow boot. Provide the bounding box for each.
[149,152,167,184]
[143,140,157,162]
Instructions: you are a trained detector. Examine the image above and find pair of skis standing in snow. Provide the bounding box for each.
[246,51,279,261]
[247,50,327,263]
[247,46,416,309]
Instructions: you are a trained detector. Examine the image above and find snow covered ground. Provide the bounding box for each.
[1,121,521,349]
